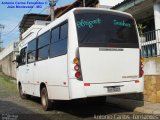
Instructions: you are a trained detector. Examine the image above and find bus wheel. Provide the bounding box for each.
[18,84,28,99]
[41,87,52,111]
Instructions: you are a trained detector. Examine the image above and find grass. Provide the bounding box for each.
[0,72,17,95]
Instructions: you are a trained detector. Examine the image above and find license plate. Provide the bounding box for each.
[107,86,121,93]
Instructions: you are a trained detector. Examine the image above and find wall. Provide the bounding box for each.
[144,75,160,102]
[144,57,160,75]
[110,57,160,103]
[0,52,17,78]
[143,57,160,102]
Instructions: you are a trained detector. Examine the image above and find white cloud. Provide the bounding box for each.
[99,0,124,6]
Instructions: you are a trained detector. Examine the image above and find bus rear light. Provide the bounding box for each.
[140,58,144,63]
[74,65,80,71]
[75,72,81,79]
[73,57,79,64]
[141,64,144,68]
[139,56,144,77]
[140,70,144,76]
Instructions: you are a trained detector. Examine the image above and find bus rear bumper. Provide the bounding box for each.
[84,78,144,97]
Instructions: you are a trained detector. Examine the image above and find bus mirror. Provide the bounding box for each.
[16,55,22,63]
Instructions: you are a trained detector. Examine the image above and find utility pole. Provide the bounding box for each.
[49,0,58,21]
[83,0,85,7]
[0,24,5,52]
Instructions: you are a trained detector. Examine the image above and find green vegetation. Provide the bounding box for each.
[137,23,146,35]
[0,72,17,97]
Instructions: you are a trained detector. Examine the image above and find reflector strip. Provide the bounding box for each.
[84,83,90,86]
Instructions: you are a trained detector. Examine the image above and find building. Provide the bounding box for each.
[111,0,160,103]
[54,0,112,18]
[19,14,51,38]
[112,0,160,58]
[0,14,51,78]
[0,42,18,78]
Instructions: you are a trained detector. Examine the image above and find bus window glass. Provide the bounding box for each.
[51,27,60,43]
[60,23,68,40]
[38,46,49,61]
[18,47,27,65]
[74,10,139,48]
[27,51,36,63]
[50,22,68,58]
[38,31,50,48]
[28,39,36,52]
[21,47,27,65]
[50,40,67,57]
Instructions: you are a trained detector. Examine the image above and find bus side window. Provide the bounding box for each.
[50,22,68,58]
[18,47,27,66]
[60,22,68,40]
[37,31,50,61]
[27,39,36,63]
[51,27,60,43]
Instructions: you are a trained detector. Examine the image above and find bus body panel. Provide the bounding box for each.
[47,86,70,100]
[68,77,144,100]
[68,79,86,99]
[25,63,35,95]
[34,56,68,86]
[34,55,69,99]
[79,48,140,83]
[84,78,144,97]
[67,13,80,79]
[17,65,31,94]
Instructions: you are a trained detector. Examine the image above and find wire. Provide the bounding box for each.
[45,15,51,21]
[3,0,62,37]
[3,0,39,36]
[26,0,39,14]
[39,6,49,14]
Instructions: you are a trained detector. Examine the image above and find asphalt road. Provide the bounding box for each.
[0,73,139,120]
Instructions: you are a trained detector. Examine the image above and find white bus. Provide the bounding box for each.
[16,8,144,111]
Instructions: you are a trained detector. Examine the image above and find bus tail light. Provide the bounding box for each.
[139,58,144,77]
[75,72,81,79]
[140,70,144,76]
[74,65,80,71]
[73,55,82,80]
[73,57,79,64]
[140,58,144,63]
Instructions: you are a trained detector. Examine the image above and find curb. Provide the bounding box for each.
[106,97,160,114]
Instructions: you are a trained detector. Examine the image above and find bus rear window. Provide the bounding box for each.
[74,10,139,48]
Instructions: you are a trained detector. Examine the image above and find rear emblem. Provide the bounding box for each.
[99,48,124,51]
[122,76,138,79]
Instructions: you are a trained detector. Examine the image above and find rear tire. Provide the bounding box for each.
[41,87,52,111]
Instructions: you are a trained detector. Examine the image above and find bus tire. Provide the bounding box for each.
[41,87,52,111]
[18,84,29,99]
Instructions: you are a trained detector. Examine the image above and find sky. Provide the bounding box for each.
[99,0,123,6]
[0,0,123,47]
